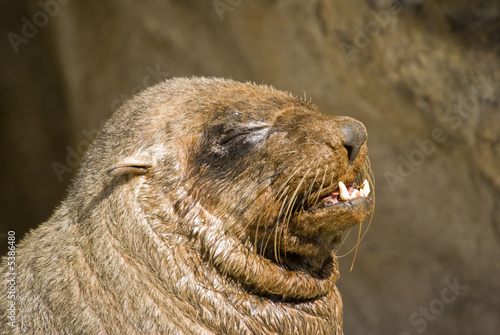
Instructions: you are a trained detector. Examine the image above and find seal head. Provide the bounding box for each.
[97,77,374,301]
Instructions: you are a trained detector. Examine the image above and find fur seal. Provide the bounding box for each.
[0,77,374,334]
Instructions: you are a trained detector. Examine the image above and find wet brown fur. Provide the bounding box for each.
[0,77,373,334]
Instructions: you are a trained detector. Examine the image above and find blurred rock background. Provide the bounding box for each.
[1,0,499,333]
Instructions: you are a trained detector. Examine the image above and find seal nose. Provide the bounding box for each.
[339,120,367,164]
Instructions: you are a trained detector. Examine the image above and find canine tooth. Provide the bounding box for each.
[339,181,350,201]
[360,179,370,197]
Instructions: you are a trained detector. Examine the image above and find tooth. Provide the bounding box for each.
[339,181,350,201]
[350,189,359,199]
[360,179,370,197]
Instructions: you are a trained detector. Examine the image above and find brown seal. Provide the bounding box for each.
[0,77,374,334]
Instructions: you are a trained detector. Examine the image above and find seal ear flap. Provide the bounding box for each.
[107,154,153,177]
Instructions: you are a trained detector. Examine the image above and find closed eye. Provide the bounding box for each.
[219,125,269,146]
[219,129,252,145]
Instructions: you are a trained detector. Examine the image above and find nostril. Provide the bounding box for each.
[344,144,359,165]
[340,122,367,164]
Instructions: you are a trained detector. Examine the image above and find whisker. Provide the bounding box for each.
[336,159,376,269]
[329,164,335,192]
[304,162,320,207]
[255,186,288,253]
[228,166,288,218]
[349,222,363,271]
[265,192,289,262]
[284,166,312,221]
[257,170,296,255]
[231,161,307,253]
[313,164,328,205]
[255,158,306,251]
[278,166,312,258]
[336,228,352,253]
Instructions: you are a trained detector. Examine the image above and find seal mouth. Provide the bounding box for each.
[269,166,374,256]
[307,178,371,212]
[267,168,374,273]
[303,173,371,213]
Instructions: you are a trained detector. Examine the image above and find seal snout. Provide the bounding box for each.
[339,119,367,164]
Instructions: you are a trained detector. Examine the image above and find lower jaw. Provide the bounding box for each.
[202,228,340,300]
[289,196,375,238]
[263,197,374,273]
[259,234,343,275]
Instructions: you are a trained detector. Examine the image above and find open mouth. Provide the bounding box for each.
[306,178,371,212]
